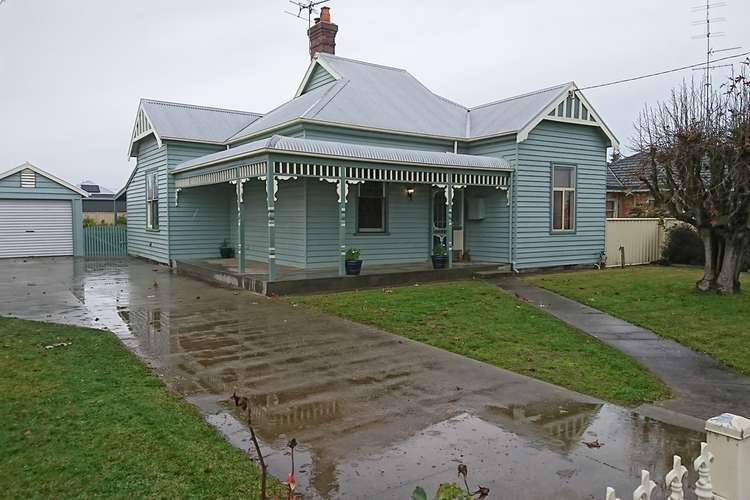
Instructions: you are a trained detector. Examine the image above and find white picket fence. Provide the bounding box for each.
[606,413,750,500]
[605,218,681,268]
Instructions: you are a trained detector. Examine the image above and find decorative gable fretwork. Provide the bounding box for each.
[133,107,153,140]
[547,91,597,124]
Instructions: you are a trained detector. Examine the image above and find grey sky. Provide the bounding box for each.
[1,0,747,191]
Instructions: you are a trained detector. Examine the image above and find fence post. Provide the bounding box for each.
[706,413,750,500]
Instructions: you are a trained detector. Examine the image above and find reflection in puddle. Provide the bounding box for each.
[484,401,601,451]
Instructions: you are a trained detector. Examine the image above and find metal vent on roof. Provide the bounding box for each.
[20,169,35,188]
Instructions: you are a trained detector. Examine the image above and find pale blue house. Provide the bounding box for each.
[122,10,618,287]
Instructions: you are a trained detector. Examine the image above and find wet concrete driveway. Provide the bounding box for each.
[1,257,706,499]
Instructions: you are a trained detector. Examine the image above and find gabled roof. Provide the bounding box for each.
[128,99,263,156]
[173,135,512,175]
[228,53,618,149]
[0,162,90,197]
[468,83,571,138]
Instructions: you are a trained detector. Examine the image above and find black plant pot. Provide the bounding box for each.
[345,259,363,276]
[431,255,448,269]
[220,247,235,259]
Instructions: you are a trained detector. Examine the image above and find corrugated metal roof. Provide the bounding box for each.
[228,54,571,142]
[468,83,571,138]
[141,100,263,143]
[173,135,512,174]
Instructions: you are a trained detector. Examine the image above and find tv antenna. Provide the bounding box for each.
[284,0,330,27]
[691,1,742,94]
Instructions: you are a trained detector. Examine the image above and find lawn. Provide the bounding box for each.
[0,316,282,499]
[527,266,750,375]
[292,280,669,404]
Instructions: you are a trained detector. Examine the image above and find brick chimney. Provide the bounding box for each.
[307,6,338,59]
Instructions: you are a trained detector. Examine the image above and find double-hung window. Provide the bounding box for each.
[357,181,386,232]
[552,165,575,231]
[146,171,159,230]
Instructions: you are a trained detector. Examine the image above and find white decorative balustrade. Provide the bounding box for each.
[605,413,750,500]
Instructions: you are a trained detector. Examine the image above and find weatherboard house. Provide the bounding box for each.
[122,8,618,283]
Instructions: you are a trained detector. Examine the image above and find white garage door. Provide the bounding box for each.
[0,199,73,258]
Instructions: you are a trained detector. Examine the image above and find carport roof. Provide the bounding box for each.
[172,135,513,174]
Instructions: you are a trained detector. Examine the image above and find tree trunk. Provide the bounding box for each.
[716,239,744,294]
[696,229,719,291]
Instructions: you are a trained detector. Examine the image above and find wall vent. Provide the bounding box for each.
[20,169,36,188]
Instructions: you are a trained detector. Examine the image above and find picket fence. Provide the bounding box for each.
[606,443,712,500]
[606,413,749,500]
[83,224,127,257]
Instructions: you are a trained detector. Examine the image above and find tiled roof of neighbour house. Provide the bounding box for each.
[140,100,263,143]
[228,54,599,144]
[608,153,650,191]
[172,135,513,174]
[606,166,624,190]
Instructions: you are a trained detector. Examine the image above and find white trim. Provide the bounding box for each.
[0,162,90,197]
[127,101,162,158]
[294,55,343,98]
[515,82,620,152]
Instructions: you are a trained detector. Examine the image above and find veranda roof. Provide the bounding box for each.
[172,135,513,174]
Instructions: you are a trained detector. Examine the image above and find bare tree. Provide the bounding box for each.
[635,61,750,293]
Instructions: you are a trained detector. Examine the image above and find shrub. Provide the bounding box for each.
[432,243,447,256]
[662,225,704,265]
[345,248,361,261]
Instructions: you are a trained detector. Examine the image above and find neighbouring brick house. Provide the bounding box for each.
[606,153,655,218]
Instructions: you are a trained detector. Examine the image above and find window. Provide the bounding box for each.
[552,165,575,231]
[146,171,159,230]
[357,182,385,232]
[606,199,618,219]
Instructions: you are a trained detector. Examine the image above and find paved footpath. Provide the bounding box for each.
[497,277,750,422]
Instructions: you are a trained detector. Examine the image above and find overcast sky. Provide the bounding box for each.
[1,0,747,190]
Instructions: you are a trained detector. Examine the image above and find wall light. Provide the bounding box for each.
[405,186,416,200]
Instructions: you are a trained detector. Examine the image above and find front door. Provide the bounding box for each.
[432,189,447,252]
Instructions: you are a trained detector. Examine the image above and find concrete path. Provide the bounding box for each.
[497,277,750,422]
[0,258,708,499]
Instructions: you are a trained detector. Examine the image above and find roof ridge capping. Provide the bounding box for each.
[470,81,574,111]
[141,98,263,117]
[316,53,409,73]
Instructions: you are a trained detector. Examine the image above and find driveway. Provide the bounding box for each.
[0,257,704,499]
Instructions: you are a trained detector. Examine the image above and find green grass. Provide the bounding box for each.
[0,316,282,499]
[292,280,669,404]
[526,266,750,376]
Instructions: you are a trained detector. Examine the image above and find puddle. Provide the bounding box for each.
[0,257,708,499]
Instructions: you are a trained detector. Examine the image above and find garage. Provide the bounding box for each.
[0,199,74,257]
[0,162,87,258]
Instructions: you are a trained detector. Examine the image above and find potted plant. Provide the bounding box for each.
[219,239,235,259]
[431,243,448,269]
[345,248,363,275]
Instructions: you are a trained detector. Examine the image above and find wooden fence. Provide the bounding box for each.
[604,218,680,268]
[83,224,127,257]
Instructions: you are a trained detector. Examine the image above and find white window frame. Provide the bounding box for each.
[357,181,386,233]
[146,171,159,230]
[606,198,618,219]
[551,164,576,232]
